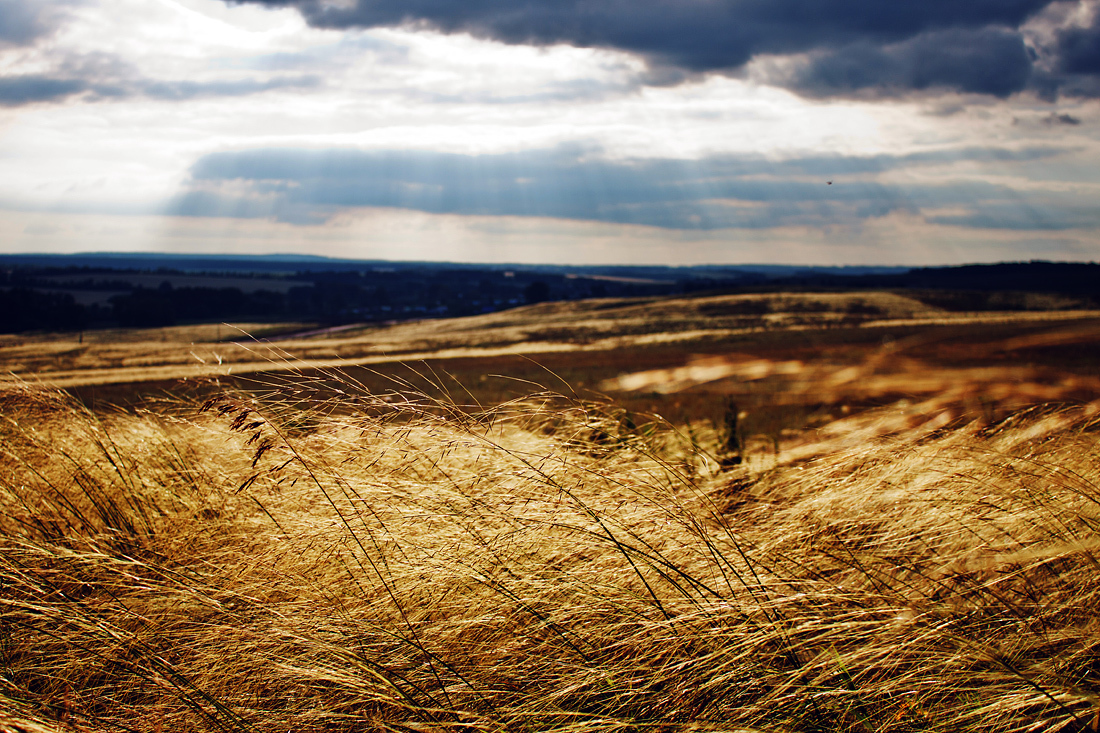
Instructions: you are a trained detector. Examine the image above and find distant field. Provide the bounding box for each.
[4,289,1098,381]
[4,289,1100,467]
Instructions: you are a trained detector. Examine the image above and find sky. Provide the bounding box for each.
[1,0,1099,266]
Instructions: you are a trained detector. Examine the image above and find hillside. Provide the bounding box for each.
[3,289,1096,386]
[4,290,1100,461]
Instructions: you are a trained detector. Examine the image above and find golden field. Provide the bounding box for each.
[2,290,1096,389]
[2,291,1100,731]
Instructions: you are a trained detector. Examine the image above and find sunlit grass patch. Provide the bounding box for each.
[1,374,1099,731]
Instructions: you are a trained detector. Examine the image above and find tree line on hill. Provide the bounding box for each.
[0,265,674,333]
[2,259,1098,334]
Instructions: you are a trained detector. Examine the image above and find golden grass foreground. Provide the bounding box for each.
[2,373,1099,732]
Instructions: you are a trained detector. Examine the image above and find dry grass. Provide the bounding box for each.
[4,291,1098,390]
[2,363,1100,732]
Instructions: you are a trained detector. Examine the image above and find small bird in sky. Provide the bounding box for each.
[827,181,832,185]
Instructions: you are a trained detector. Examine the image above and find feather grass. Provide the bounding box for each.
[1,372,1099,732]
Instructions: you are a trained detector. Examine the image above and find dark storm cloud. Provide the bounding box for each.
[1053,14,1100,74]
[0,0,71,47]
[171,144,1074,231]
[781,28,1034,98]
[222,0,1095,97]
[0,76,87,105]
[229,0,1053,69]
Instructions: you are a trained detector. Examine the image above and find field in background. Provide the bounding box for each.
[5,289,1100,467]
[3,290,1100,731]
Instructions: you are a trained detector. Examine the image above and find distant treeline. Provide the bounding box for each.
[0,265,679,333]
[3,259,1099,333]
[0,288,89,332]
[752,261,1100,312]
